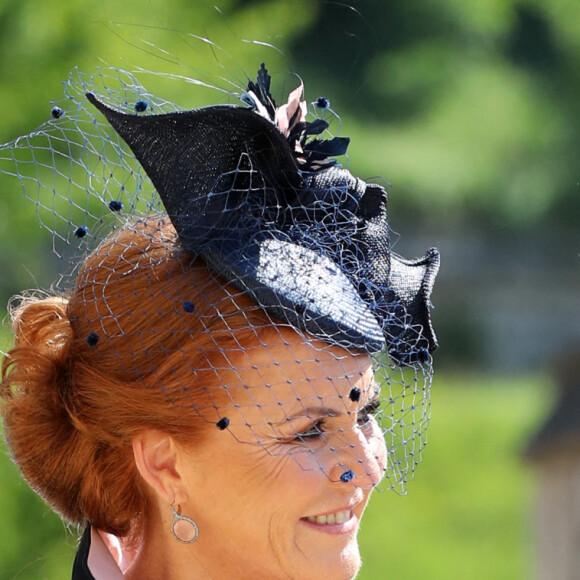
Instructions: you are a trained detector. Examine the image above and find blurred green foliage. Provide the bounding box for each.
[0,0,574,578]
[288,0,580,229]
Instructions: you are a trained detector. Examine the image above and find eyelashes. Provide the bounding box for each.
[296,423,325,440]
[294,395,381,442]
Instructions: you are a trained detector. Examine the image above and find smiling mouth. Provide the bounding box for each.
[304,510,352,525]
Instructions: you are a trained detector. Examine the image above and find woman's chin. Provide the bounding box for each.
[290,536,362,580]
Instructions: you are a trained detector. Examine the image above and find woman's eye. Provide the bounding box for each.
[295,421,324,440]
[289,399,381,443]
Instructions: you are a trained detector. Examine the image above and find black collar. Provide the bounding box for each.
[71,526,95,580]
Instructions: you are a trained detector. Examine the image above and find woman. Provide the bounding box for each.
[0,64,439,579]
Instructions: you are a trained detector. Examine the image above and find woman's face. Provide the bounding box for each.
[176,329,388,580]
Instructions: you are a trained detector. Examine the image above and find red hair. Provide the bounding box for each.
[1,215,272,541]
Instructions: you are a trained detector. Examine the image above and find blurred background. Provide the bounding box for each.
[0,0,578,578]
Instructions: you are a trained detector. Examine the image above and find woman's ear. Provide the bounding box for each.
[132,431,187,505]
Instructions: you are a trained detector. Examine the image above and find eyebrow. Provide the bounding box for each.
[290,406,342,420]
[289,384,381,418]
[269,382,381,427]
[268,406,341,427]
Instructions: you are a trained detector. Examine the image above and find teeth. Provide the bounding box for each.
[305,510,351,525]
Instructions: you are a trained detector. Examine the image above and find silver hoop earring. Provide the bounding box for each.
[170,504,199,544]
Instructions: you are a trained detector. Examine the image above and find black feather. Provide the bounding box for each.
[304,137,350,159]
[304,119,329,136]
[246,63,276,118]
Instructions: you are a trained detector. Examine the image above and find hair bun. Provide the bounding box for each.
[10,295,72,354]
[0,295,85,523]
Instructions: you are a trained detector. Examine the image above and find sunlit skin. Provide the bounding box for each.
[128,328,388,580]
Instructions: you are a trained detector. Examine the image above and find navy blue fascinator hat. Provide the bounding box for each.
[86,64,439,364]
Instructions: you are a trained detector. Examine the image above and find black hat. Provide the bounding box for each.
[86,65,439,364]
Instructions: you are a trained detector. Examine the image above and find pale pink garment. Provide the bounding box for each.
[86,528,135,579]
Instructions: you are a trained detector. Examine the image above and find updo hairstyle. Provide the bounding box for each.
[1,215,272,542]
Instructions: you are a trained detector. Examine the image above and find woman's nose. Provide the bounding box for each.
[328,425,387,489]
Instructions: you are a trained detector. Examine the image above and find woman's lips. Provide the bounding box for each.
[304,509,351,525]
[300,509,358,534]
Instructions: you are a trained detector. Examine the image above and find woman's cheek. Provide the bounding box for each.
[367,419,389,476]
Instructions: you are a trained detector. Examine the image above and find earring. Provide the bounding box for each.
[170,504,199,544]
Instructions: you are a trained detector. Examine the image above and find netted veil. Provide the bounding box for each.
[0,52,439,494]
